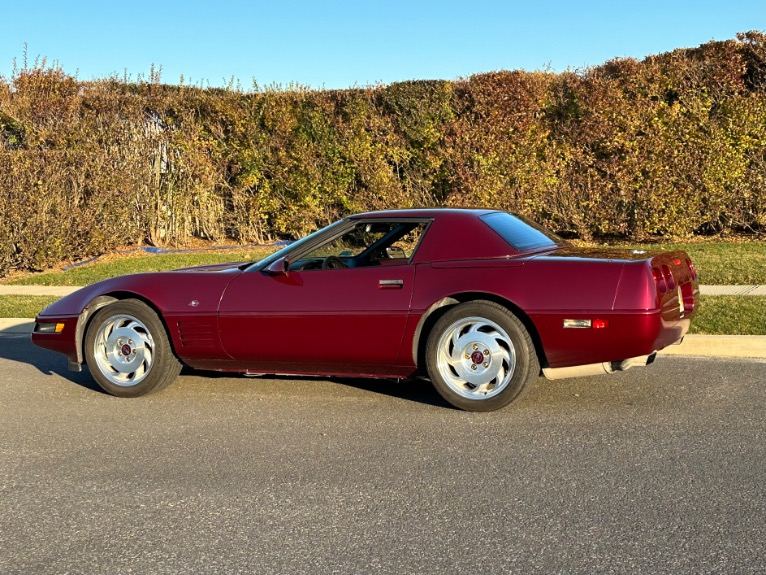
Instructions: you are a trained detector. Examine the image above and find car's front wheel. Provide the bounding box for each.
[426,301,540,411]
[84,299,181,397]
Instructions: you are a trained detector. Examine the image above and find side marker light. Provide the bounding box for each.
[563,319,592,329]
[563,319,609,329]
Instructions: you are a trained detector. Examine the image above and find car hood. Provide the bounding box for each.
[37,267,242,318]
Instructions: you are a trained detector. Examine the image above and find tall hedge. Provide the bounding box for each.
[1,32,764,275]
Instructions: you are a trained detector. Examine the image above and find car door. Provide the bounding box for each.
[218,260,416,374]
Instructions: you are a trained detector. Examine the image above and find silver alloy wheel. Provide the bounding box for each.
[435,316,516,400]
[92,313,155,387]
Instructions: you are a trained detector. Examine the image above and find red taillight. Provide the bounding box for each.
[662,265,676,290]
[681,282,695,314]
[686,258,697,280]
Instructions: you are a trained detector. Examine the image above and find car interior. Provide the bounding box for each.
[288,221,428,271]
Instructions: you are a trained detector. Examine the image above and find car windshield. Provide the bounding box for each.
[480,212,563,252]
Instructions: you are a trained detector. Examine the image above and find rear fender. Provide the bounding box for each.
[411,293,547,373]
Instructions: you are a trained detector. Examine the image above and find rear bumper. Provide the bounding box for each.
[542,352,658,380]
[532,309,690,369]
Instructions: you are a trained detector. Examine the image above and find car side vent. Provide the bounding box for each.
[177,320,216,348]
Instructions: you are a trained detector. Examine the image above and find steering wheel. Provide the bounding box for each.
[322,255,348,270]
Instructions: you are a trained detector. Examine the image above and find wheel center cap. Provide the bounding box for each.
[470,351,485,364]
[121,344,132,356]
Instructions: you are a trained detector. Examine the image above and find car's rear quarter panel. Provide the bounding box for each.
[409,249,698,370]
[408,258,623,368]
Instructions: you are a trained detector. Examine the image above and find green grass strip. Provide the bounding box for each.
[4,247,276,287]
[0,296,60,319]
[613,241,765,285]
[3,241,762,287]
[689,296,765,335]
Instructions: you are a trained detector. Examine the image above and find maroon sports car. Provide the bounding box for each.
[33,209,699,411]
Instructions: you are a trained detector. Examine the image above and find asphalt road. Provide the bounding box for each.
[1,336,765,575]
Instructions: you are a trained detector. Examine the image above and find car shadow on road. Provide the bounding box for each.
[4,334,453,406]
[194,369,452,408]
[329,376,452,409]
[0,334,104,394]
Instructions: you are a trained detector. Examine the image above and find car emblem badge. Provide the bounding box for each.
[189,300,200,307]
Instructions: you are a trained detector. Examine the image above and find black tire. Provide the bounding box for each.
[425,300,540,412]
[84,299,182,397]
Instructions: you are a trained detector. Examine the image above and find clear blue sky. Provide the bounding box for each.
[2,1,763,90]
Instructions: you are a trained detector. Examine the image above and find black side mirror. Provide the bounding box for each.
[266,256,290,275]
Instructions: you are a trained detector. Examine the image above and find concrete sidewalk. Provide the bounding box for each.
[0,285,83,296]
[700,285,766,296]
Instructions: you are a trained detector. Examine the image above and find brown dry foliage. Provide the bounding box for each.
[1,32,764,275]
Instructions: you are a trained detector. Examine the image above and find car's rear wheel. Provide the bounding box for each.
[426,301,540,412]
[84,299,181,397]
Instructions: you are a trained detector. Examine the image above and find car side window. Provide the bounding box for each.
[381,223,427,260]
[297,221,428,271]
[304,225,388,260]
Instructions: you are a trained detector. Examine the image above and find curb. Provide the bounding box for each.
[657,335,766,360]
[1,318,763,359]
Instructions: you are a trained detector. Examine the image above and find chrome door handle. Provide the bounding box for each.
[379,279,404,288]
